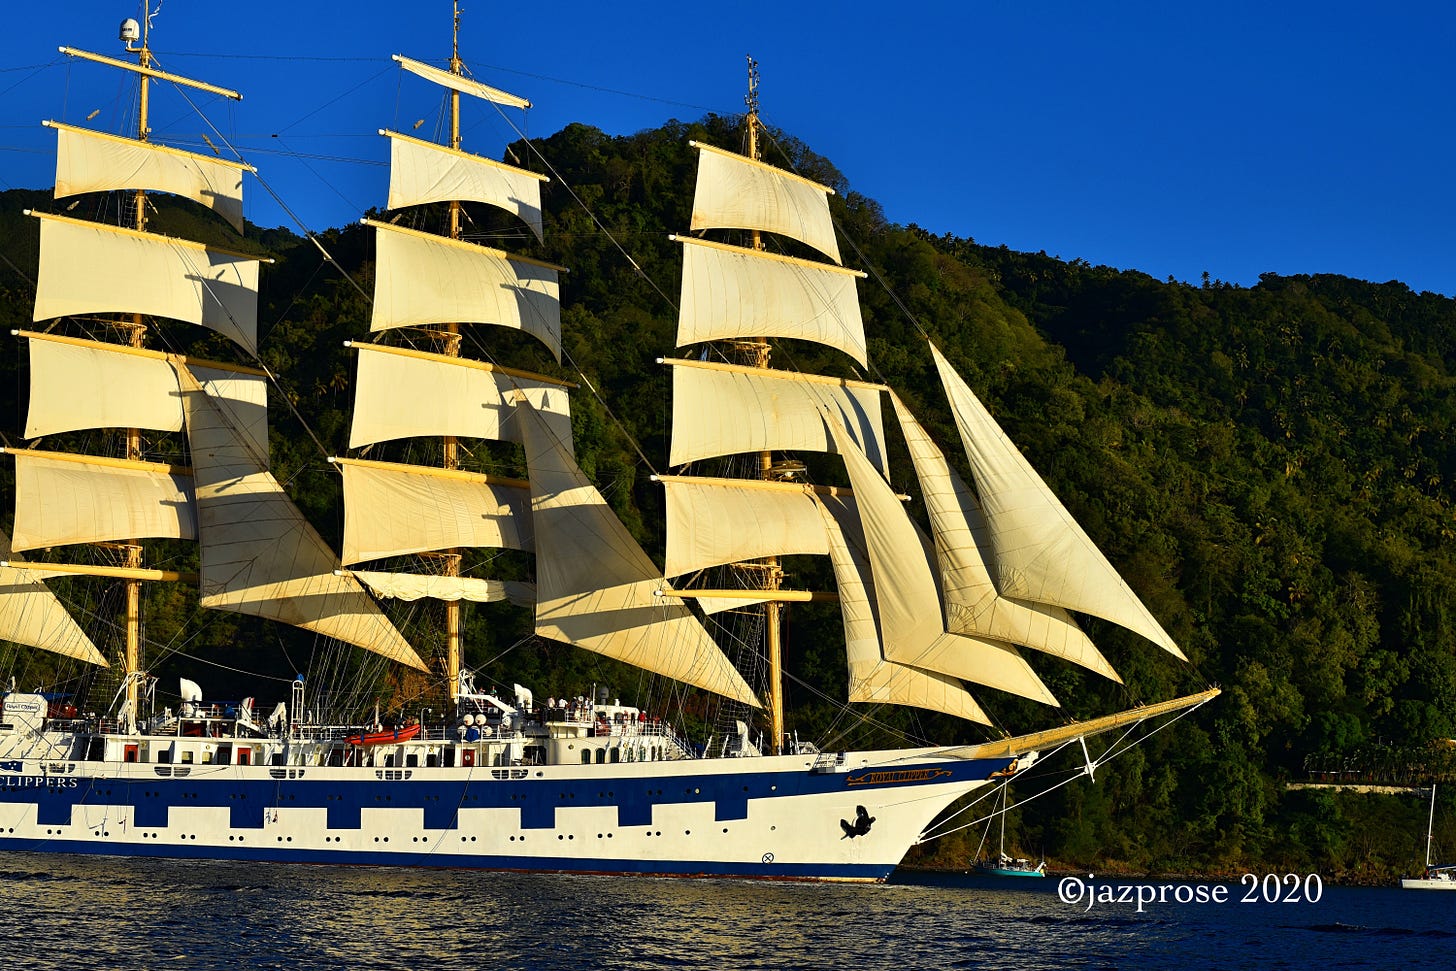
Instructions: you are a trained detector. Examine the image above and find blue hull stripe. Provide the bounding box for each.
[0,838,895,882]
[4,757,1009,835]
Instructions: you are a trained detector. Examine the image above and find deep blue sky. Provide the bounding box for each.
[4,1,1454,295]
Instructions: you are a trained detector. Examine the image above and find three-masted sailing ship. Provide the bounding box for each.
[1,9,1215,881]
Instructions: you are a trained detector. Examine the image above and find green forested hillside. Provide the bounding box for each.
[3,113,1454,880]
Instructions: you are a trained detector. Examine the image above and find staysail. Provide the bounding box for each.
[177,364,427,669]
[890,392,1121,681]
[929,343,1186,660]
[0,530,107,666]
[518,403,760,707]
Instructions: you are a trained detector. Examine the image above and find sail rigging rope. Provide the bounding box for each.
[917,693,1216,844]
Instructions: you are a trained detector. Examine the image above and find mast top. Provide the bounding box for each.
[452,0,463,75]
[744,55,761,162]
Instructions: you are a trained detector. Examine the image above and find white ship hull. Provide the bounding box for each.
[0,707,1009,881]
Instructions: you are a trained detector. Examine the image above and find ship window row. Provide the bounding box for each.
[579,746,663,764]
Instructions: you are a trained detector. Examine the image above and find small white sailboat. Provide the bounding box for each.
[1402,783,1456,890]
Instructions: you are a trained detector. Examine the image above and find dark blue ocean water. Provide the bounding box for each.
[0,853,1450,970]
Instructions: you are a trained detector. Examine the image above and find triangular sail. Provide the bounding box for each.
[930,343,1185,660]
[177,363,427,670]
[816,495,991,725]
[0,530,108,666]
[824,413,1058,706]
[517,401,760,707]
[891,393,1121,682]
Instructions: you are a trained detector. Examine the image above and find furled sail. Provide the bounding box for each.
[890,393,1121,682]
[817,495,992,725]
[666,359,887,471]
[30,212,264,354]
[335,459,532,565]
[660,476,832,578]
[383,130,546,242]
[929,343,1186,660]
[393,54,530,109]
[366,220,562,361]
[48,120,252,232]
[0,530,107,666]
[673,236,867,365]
[351,571,534,607]
[176,363,427,670]
[348,343,571,454]
[9,451,195,552]
[517,400,760,707]
[689,141,841,264]
[823,414,1058,705]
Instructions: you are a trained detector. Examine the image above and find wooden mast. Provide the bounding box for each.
[742,56,786,756]
[51,10,244,728]
[122,5,155,730]
[442,1,465,704]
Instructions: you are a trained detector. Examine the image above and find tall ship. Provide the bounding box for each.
[0,7,1216,881]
